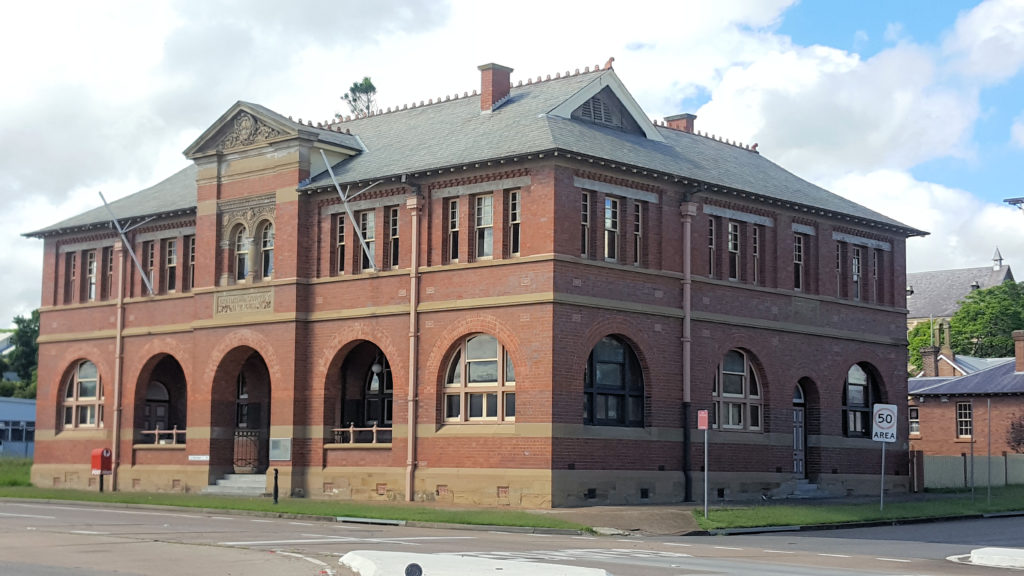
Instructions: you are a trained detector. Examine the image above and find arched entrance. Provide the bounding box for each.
[212,348,271,474]
[335,341,393,444]
[793,382,806,478]
[133,355,187,445]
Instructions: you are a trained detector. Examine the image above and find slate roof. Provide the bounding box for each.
[303,70,922,235]
[906,265,1014,319]
[25,165,198,237]
[26,67,925,238]
[909,376,955,394]
[911,358,1024,396]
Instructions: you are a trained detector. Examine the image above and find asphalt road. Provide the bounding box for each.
[0,499,1018,575]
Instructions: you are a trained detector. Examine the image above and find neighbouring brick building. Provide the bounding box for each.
[26,61,925,506]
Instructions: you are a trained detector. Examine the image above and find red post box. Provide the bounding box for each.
[91,448,112,476]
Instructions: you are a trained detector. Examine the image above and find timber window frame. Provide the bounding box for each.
[62,360,103,430]
[956,401,973,438]
[583,336,644,427]
[712,349,762,431]
[443,334,516,423]
[474,194,494,260]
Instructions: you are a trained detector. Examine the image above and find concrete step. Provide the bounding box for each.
[201,473,268,496]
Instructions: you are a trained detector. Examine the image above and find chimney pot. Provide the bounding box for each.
[665,113,697,133]
[478,63,514,112]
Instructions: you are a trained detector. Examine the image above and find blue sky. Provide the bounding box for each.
[781,1,1022,207]
[0,0,1022,326]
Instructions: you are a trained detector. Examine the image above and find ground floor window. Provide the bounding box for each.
[713,349,762,431]
[62,360,103,429]
[584,335,644,427]
[444,334,515,423]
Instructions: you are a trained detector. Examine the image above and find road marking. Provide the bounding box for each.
[11,504,202,519]
[289,521,314,526]
[875,558,912,563]
[715,546,744,550]
[273,551,333,575]
[818,553,851,558]
[664,543,691,547]
[70,530,109,535]
[251,519,273,523]
[221,534,475,547]
[571,536,597,540]
[0,512,56,519]
[210,516,233,520]
[616,539,635,542]
[763,550,795,554]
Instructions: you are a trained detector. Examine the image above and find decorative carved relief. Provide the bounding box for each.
[219,195,276,239]
[214,288,274,316]
[218,112,283,151]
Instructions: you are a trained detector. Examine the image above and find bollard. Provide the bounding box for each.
[405,563,422,576]
[273,468,279,504]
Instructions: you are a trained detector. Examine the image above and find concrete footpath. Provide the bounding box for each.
[339,550,610,576]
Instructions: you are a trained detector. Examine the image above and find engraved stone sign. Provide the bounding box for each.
[215,288,274,316]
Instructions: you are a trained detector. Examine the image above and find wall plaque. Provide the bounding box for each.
[214,288,274,316]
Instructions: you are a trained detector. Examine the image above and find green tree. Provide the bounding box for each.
[8,309,39,384]
[950,280,1024,357]
[906,321,934,375]
[340,77,378,117]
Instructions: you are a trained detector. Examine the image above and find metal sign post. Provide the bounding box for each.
[872,404,898,512]
[698,409,709,520]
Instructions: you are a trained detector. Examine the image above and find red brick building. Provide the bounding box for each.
[26,61,924,506]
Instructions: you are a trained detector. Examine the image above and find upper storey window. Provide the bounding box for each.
[233,226,249,281]
[359,210,376,271]
[474,194,493,260]
[508,189,521,257]
[259,222,274,279]
[604,197,619,262]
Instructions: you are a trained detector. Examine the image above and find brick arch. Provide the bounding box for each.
[315,323,403,393]
[201,329,283,389]
[51,343,111,426]
[707,341,771,401]
[131,350,188,442]
[569,314,654,390]
[423,313,523,394]
[830,344,896,403]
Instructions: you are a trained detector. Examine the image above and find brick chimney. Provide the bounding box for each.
[665,113,696,133]
[920,346,940,377]
[1014,330,1024,373]
[478,63,513,112]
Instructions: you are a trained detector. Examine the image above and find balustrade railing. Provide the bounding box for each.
[331,423,392,444]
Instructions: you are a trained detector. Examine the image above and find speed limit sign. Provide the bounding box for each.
[872,404,898,443]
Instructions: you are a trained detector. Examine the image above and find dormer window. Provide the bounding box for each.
[580,95,616,126]
[570,87,645,135]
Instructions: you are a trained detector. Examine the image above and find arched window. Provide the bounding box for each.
[259,222,274,278]
[444,334,515,423]
[62,360,103,429]
[584,336,644,427]
[843,363,879,437]
[712,349,762,431]
[233,226,249,281]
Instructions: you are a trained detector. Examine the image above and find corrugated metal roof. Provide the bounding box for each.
[911,358,1024,396]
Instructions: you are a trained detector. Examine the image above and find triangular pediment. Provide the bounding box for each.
[184,102,298,158]
[548,70,664,142]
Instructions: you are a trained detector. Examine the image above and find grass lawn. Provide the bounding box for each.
[696,485,1024,530]
[0,459,585,531]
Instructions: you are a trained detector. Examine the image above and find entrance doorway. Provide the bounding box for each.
[793,383,806,477]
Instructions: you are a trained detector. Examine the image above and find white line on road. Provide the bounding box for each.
[70,530,109,535]
[875,558,912,563]
[818,553,851,558]
[250,519,273,523]
[715,546,744,551]
[664,543,692,547]
[0,513,56,519]
[10,504,202,519]
[288,521,314,526]
[571,536,597,540]
[763,550,795,554]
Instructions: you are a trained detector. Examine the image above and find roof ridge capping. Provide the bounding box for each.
[655,113,759,153]
[327,59,614,126]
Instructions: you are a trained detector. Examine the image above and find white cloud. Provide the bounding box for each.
[943,0,1024,84]
[824,170,1024,273]
[1012,113,1024,147]
[694,42,977,182]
